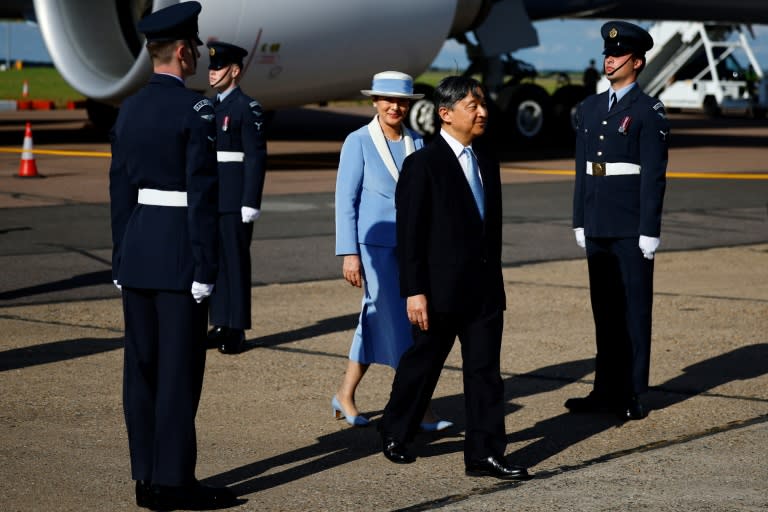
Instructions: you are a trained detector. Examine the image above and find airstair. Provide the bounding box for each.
[639,22,766,116]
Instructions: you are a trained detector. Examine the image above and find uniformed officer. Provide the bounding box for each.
[205,41,267,354]
[109,2,237,509]
[568,21,670,421]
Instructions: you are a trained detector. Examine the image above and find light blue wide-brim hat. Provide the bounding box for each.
[361,71,424,99]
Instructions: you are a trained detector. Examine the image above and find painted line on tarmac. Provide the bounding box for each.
[396,413,768,512]
[0,147,111,158]
[1,146,767,180]
[504,169,768,180]
[667,171,768,179]
[1,148,766,179]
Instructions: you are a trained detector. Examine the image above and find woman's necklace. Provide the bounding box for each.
[384,131,402,142]
[380,119,402,142]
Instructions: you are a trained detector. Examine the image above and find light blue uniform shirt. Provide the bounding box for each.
[609,82,637,109]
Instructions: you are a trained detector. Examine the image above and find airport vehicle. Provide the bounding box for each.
[3,0,768,140]
[639,22,767,118]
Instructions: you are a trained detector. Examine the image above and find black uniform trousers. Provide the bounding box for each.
[380,305,505,465]
[586,237,654,398]
[122,287,207,486]
[209,213,254,330]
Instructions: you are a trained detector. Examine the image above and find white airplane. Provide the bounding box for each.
[3,0,768,139]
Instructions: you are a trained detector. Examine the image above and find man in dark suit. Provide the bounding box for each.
[205,41,267,354]
[569,21,670,421]
[583,58,600,94]
[109,2,237,509]
[378,76,531,481]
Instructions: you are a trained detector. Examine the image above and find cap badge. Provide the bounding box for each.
[609,27,618,38]
[209,47,216,56]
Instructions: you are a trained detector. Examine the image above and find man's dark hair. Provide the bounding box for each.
[147,39,182,63]
[433,75,485,117]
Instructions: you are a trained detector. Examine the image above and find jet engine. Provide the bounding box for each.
[33,0,483,108]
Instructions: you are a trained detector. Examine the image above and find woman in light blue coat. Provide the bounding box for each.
[333,71,451,430]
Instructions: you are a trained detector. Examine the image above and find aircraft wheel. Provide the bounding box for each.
[85,99,119,134]
[406,83,436,138]
[703,95,721,118]
[552,84,588,133]
[497,83,552,146]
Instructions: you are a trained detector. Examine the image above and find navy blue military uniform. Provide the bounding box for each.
[109,1,218,491]
[572,21,669,411]
[206,42,267,351]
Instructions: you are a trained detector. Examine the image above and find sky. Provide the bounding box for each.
[0,21,48,66]
[2,18,768,73]
[432,19,768,73]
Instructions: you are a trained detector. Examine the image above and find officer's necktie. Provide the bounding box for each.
[464,147,485,220]
[609,92,617,111]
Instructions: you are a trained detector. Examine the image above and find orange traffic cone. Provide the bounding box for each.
[22,80,29,98]
[17,122,40,178]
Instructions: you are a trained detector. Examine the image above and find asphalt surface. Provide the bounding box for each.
[0,107,766,511]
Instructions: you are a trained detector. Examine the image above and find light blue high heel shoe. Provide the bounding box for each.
[419,419,454,432]
[331,395,370,427]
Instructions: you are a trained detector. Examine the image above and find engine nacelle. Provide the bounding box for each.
[34,0,482,108]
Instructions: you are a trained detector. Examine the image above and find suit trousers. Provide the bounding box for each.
[586,237,654,396]
[210,213,254,329]
[380,305,506,465]
[122,287,207,486]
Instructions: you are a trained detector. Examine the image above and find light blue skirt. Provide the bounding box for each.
[349,244,413,368]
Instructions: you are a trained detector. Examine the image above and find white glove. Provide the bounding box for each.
[573,227,586,249]
[639,235,660,260]
[241,206,260,223]
[113,279,122,291]
[191,281,214,303]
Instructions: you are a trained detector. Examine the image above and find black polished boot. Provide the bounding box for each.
[206,326,227,349]
[152,481,239,510]
[218,329,245,354]
[135,480,154,509]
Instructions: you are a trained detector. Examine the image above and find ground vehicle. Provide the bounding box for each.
[640,22,767,117]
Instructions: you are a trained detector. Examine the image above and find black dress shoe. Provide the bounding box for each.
[218,329,245,354]
[152,481,239,510]
[207,326,226,339]
[465,456,533,480]
[206,326,226,349]
[135,480,154,509]
[382,438,415,464]
[564,392,617,414]
[619,394,648,421]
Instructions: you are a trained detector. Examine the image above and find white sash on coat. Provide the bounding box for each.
[367,115,416,182]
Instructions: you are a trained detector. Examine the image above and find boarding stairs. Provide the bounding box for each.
[638,22,766,114]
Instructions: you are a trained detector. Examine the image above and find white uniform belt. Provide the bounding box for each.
[217,151,245,162]
[586,161,641,176]
[137,188,188,207]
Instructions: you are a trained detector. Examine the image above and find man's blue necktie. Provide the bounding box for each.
[464,147,484,220]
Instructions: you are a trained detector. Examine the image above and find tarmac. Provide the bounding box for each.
[0,107,766,511]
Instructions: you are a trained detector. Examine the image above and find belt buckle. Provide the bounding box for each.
[592,162,606,177]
